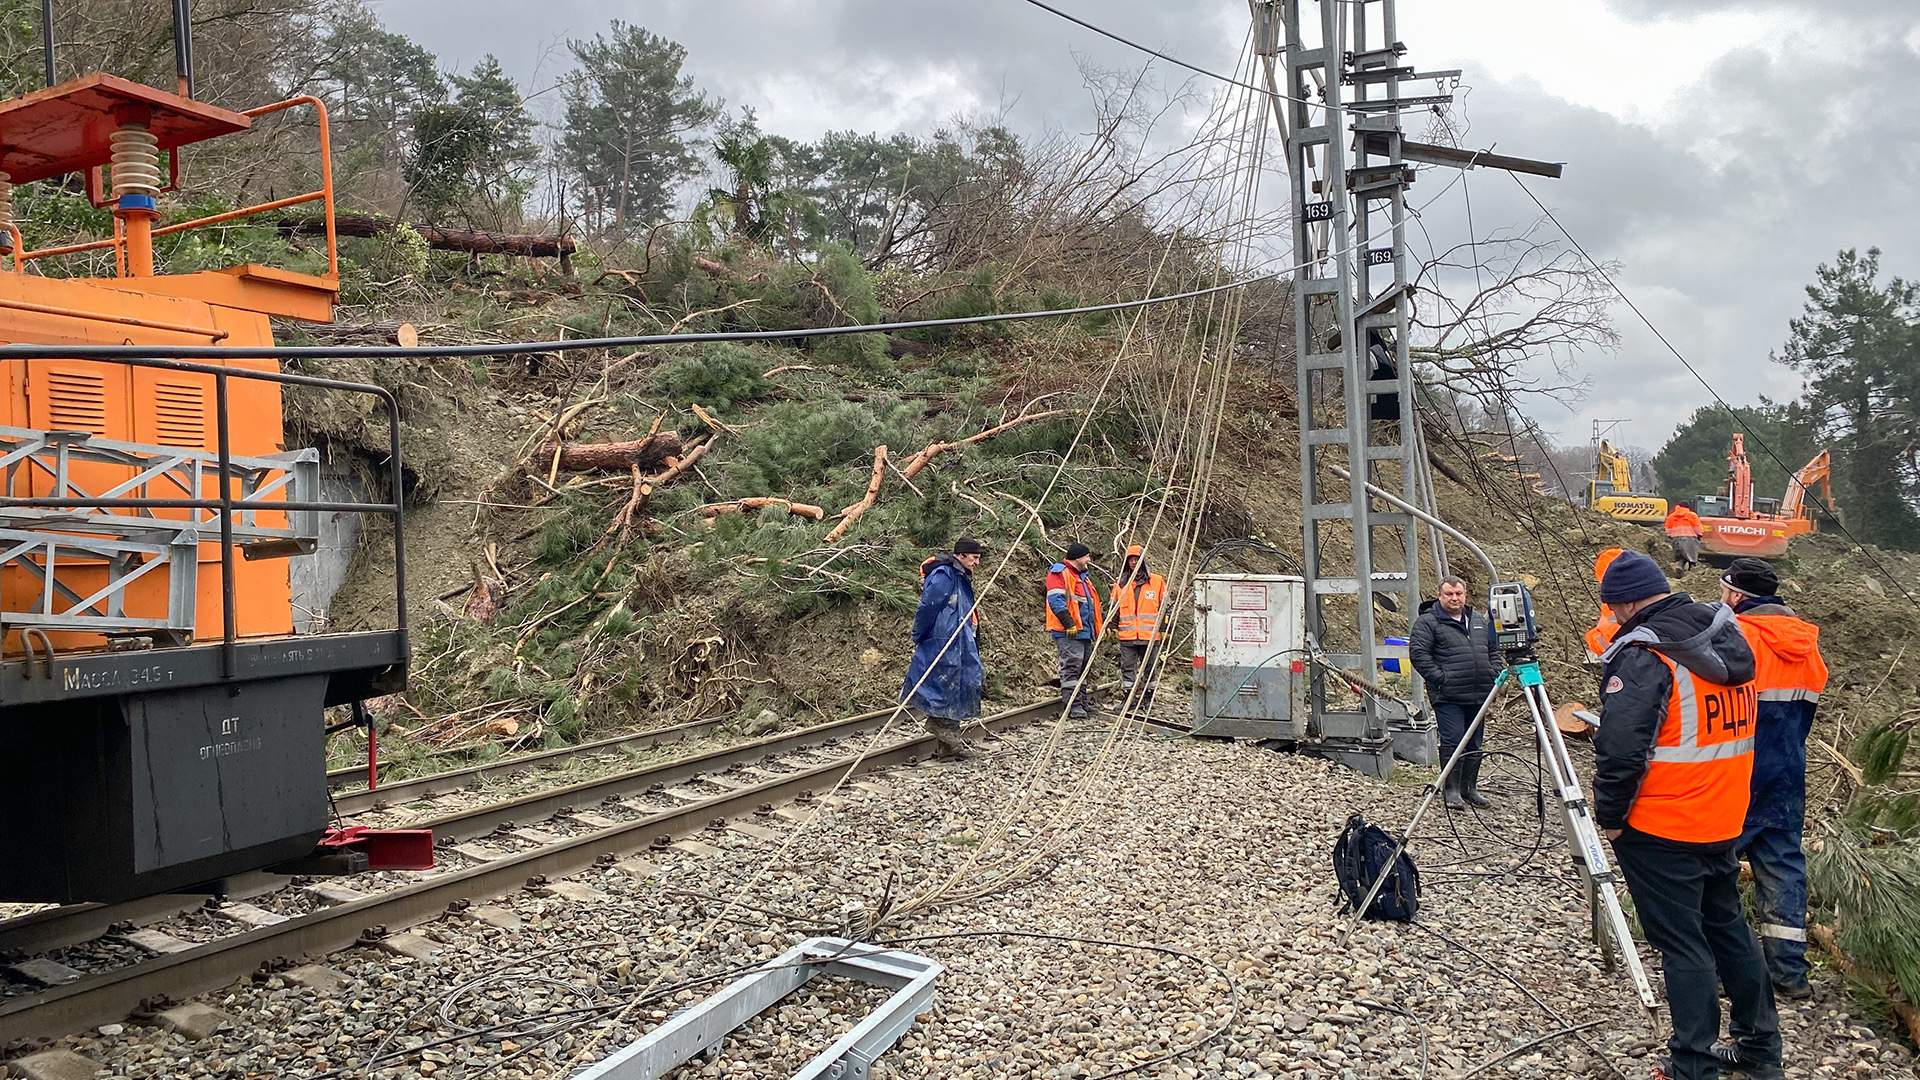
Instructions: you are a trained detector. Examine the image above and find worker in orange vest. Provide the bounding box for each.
[1045,542,1103,718]
[1719,558,1828,1008]
[1109,544,1166,709]
[1665,500,1703,569]
[1592,551,1780,1080]
[1584,547,1626,661]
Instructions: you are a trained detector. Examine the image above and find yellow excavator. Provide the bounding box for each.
[1584,440,1669,525]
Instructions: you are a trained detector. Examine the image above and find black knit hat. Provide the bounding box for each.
[1064,542,1092,560]
[953,537,985,555]
[1721,557,1778,598]
[1600,550,1670,604]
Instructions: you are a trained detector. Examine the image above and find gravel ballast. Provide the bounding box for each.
[15,709,1909,1079]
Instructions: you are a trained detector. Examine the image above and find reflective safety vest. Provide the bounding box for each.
[1111,572,1167,642]
[1664,506,1702,538]
[1045,562,1103,636]
[922,556,978,626]
[1584,548,1625,661]
[1626,652,1758,843]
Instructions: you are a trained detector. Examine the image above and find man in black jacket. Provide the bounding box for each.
[1409,576,1499,810]
[1594,551,1781,1080]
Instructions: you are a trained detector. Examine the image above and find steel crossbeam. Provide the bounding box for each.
[576,937,942,1080]
[0,425,319,544]
[0,426,319,639]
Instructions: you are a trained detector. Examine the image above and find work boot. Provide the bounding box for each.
[1442,772,1467,811]
[1712,1046,1786,1080]
[1771,977,1813,1001]
[926,717,976,761]
[1460,755,1491,809]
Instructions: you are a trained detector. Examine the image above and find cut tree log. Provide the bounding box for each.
[277,213,576,260]
[700,498,826,522]
[606,440,716,540]
[553,432,685,473]
[292,320,420,346]
[825,446,888,544]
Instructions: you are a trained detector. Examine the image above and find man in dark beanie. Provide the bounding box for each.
[1593,549,1781,1080]
[1719,557,1828,1006]
[1045,542,1102,718]
[903,537,986,759]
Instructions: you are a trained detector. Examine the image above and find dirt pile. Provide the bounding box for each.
[301,279,1920,791]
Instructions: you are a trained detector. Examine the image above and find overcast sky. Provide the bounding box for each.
[375,0,1920,450]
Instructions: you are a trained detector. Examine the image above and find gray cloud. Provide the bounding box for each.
[376,0,1920,447]
[1606,0,1900,22]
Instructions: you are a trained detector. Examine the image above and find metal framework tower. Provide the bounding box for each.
[1260,0,1433,774]
[1249,1,1561,775]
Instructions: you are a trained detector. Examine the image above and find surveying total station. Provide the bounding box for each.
[1348,580,1660,1014]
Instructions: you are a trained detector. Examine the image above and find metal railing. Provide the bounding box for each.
[0,356,405,678]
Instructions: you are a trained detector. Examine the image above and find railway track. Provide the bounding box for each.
[321,713,729,795]
[0,700,1052,1044]
[0,708,889,960]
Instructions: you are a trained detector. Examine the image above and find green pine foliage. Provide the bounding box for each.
[723,397,925,497]
[653,343,774,411]
[1810,823,1920,1007]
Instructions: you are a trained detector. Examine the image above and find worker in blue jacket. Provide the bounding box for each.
[1719,558,1829,1006]
[902,537,985,759]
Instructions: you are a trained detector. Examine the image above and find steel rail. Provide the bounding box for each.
[1,707,898,955]
[337,704,903,823]
[0,702,1052,1042]
[324,715,730,793]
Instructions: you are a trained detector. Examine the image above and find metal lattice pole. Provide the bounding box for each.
[1272,0,1434,775]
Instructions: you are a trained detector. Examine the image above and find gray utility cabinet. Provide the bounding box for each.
[1191,573,1308,740]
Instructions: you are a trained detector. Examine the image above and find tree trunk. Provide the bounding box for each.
[552,432,685,473]
[700,497,826,522]
[278,213,576,258]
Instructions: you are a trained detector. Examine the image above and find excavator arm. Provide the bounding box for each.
[1596,440,1634,492]
[1780,450,1833,524]
[1727,434,1754,519]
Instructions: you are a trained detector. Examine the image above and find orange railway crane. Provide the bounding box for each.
[1695,435,1834,561]
[0,3,424,902]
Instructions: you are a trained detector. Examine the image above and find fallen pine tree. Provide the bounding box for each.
[277,213,576,264]
[826,409,1067,543]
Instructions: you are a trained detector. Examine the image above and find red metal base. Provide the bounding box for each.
[318,825,434,871]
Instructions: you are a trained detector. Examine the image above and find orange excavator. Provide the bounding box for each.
[1695,435,1835,560]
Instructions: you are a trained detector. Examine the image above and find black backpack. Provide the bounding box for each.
[1333,814,1420,922]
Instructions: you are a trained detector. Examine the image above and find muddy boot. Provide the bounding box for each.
[1442,770,1467,811]
[930,717,975,760]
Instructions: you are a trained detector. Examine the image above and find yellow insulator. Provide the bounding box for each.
[109,125,163,199]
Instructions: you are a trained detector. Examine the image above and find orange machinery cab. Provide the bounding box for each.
[0,75,416,903]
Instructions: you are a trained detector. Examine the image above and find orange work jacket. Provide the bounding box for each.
[1584,547,1625,659]
[1626,653,1758,843]
[1664,506,1702,538]
[1111,572,1168,642]
[1045,562,1103,636]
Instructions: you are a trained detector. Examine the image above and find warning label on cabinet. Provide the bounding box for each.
[1229,583,1268,611]
[1229,616,1269,644]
